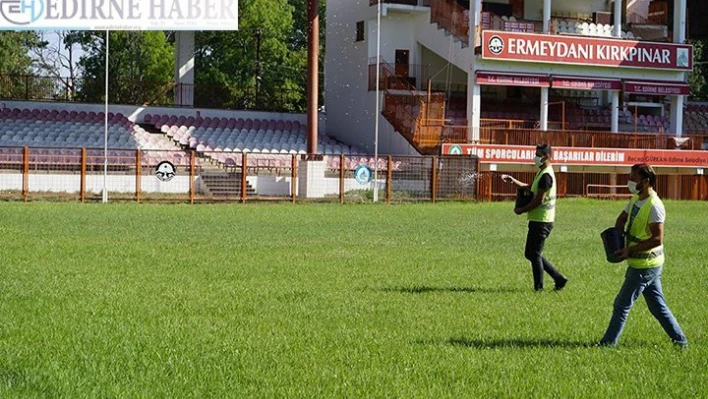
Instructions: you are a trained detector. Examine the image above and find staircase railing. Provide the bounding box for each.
[376,59,448,154]
[429,0,470,47]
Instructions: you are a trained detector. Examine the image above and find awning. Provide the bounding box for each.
[476,71,550,87]
[624,80,690,96]
[552,76,621,91]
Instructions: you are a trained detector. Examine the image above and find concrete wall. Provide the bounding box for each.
[1,172,426,197]
[325,2,421,155]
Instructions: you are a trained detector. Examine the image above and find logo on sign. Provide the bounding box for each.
[0,0,44,25]
[677,48,689,68]
[448,145,463,155]
[488,35,504,55]
[354,165,372,185]
[155,161,176,182]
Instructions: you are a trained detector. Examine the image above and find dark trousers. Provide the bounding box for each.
[525,221,564,290]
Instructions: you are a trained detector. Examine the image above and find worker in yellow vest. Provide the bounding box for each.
[502,144,568,291]
[599,164,687,347]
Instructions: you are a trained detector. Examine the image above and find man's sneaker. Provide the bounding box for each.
[673,340,689,349]
[554,277,568,291]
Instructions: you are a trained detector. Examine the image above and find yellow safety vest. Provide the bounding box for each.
[625,193,665,269]
[528,166,556,223]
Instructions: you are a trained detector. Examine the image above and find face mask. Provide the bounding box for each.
[627,181,639,194]
[534,156,544,168]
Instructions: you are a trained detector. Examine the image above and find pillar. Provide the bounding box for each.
[611,91,620,133]
[174,31,195,107]
[670,95,685,137]
[540,87,549,131]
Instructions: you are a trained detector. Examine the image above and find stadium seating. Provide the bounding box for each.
[143,113,368,169]
[0,106,188,166]
[683,104,708,134]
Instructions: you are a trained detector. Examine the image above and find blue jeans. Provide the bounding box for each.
[601,266,687,346]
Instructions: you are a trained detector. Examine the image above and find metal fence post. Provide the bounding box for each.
[431,156,437,203]
[292,154,297,204]
[241,153,248,203]
[80,148,87,203]
[339,154,345,204]
[136,149,141,204]
[190,150,195,205]
[22,146,29,202]
[387,155,392,204]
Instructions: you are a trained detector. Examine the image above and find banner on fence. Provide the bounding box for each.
[442,143,708,168]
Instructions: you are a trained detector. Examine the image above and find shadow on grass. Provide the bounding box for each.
[381,286,523,294]
[445,337,594,349]
[432,337,655,349]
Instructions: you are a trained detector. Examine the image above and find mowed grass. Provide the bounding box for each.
[1,200,707,398]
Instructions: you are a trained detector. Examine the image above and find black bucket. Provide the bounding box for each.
[515,188,533,209]
[601,227,624,263]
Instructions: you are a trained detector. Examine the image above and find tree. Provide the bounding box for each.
[0,31,44,100]
[689,39,708,101]
[70,31,175,105]
[30,31,82,100]
[194,0,314,112]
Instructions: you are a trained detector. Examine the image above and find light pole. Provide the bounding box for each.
[373,0,382,202]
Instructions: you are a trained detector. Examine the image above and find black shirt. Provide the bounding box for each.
[537,173,553,191]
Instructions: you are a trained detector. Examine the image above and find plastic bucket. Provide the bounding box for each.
[515,188,533,209]
[601,227,624,263]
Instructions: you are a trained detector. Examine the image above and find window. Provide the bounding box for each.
[356,21,365,42]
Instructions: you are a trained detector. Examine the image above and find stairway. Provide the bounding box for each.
[200,171,257,197]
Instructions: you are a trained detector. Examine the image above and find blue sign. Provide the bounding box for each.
[354,165,372,185]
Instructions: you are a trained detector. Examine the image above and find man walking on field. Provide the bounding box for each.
[599,163,688,347]
[502,144,568,292]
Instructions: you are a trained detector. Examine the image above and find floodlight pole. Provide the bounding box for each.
[102,30,109,204]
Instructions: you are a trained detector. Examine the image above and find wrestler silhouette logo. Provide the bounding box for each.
[156,161,176,182]
[488,36,504,55]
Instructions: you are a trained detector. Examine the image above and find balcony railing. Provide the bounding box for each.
[368,59,429,92]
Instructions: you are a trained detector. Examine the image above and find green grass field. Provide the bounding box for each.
[1,200,707,398]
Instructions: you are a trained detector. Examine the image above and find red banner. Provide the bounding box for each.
[624,81,690,96]
[442,143,708,168]
[476,72,550,87]
[552,76,621,91]
[482,31,693,71]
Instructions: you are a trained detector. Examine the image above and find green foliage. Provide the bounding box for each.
[70,31,175,105]
[194,0,324,112]
[0,200,706,397]
[689,39,708,101]
[0,31,44,99]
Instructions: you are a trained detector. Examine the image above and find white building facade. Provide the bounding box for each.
[325,0,690,155]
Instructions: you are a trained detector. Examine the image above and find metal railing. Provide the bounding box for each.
[477,170,708,201]
[0,146,480,203]
[368,60,430,92]
[429,0,470,46]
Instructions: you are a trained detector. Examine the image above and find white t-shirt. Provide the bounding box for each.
[624,195,665,236]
